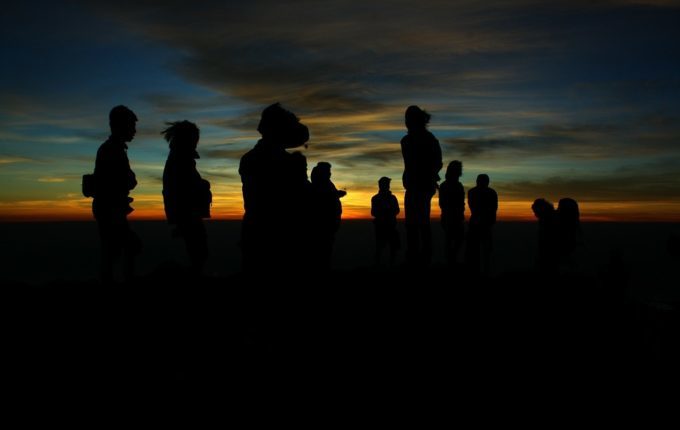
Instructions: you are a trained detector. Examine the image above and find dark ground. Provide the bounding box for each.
[2,221,679,400]
[4,267,679,400]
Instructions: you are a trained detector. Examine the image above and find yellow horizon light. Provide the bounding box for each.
[2,197,680,222]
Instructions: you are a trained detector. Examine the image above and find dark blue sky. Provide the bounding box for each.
[2,0,680,220]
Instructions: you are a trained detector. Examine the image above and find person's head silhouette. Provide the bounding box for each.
[476,173,490,188]
[378,176,391,192]
[405,105,431,132]
[162,120,200,156]
[557,198,580,225]
[311,162,332,183]
[109,105,137,142]
[532,198,554,220]
[446,160,462,181]
[257,103,309,149]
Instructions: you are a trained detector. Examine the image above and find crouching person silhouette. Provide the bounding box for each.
[92,105,142,284]
[162,120,211,276]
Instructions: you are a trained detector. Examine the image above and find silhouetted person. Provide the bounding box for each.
[556,197,583,273]
[439,160,465,266]
[371,177,400,266]
[310,162,346,271]
[239,103,310,273]
[162,120,210,276]
[465,174,498,275]
[92,105,141,284]
[400,105,442,266]
[532,198,558,274]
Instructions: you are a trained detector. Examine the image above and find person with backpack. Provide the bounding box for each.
[91,105,141,284]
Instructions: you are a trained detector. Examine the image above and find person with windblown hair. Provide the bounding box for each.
[162,120,211,275]
[400,105,442,266]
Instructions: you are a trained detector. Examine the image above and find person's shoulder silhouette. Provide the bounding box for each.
[439,160,465,217]
[468,173,497,227]
[371,177,399,221]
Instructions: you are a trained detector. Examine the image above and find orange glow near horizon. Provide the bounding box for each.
[2,196,680,222]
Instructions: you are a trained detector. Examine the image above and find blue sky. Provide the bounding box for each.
[1,0,680,220]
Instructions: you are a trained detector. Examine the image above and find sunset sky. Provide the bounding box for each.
[2,0,679,221]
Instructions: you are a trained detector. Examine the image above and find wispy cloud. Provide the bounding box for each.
[37,177,67,183]
[498,158,680,202]
[1,0,679,220]
[0,155,33,165]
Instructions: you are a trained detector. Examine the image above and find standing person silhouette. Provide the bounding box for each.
[556,197,583,274]
[92,105,141,284]
[439,160,465,266]
[239,103,310,273]
[400,105,442,266]
[532,198,558,274]
[310,161,346,271]
[162,121,211,276]
[371,177,401,266]
[465,174,498,276]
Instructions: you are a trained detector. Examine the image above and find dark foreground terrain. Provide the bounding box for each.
[3,221,679,406]
[5,265,679,403]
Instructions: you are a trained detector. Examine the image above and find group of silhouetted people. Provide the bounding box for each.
[89,103,348,282]
[532,197,583,274]
[89,106,212,283]
[87,103,583,283]
[238,103,346,275]
[368,105,500,275]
